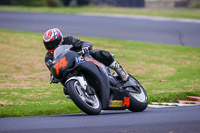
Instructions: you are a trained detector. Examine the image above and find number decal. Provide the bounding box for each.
[54,57,68,75]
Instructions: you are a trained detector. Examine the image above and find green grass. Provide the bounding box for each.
[0,29,200,117]
[0,5,200,19]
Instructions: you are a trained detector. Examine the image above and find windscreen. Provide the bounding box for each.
[53,45,73,59]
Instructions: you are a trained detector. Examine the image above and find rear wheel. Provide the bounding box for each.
[126,76,148,112]
[66,80,102,115]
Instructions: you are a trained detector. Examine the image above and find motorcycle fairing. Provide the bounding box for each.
[51,50,78,79]
[78,57,110,109]
[51,45,130,110]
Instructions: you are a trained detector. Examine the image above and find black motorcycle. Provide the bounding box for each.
[51,45,148,115]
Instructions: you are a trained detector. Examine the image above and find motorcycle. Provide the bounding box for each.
[51,45,148,115]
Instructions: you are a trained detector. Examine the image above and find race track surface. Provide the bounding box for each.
[0,11,200,47]
[0,106,200,133]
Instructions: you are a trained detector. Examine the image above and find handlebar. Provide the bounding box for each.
[77,50,91,56]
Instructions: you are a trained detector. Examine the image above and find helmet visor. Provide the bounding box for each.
[44,40,59,51]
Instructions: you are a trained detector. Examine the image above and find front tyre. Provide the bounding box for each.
[126,76,148,112]
[66,80,102,115]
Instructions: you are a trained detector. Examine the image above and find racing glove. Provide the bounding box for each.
[81,45,90,54]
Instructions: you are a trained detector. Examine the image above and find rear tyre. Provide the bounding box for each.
[66,80,102,115]
[126,76,148,112]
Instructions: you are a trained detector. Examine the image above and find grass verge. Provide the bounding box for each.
[0,29,199,117]
[0,5,200,19]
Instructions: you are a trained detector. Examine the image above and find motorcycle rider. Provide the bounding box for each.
[43,28,129,87]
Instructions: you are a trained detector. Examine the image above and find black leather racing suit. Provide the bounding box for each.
[45,36,114,71]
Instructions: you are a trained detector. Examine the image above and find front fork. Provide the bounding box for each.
[65,76,88,91]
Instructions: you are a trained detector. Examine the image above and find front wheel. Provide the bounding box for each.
[66,80,102,115]
[126,76,148,112]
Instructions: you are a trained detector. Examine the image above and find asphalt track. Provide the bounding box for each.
[0,106,200,133]
[0,11,200,47]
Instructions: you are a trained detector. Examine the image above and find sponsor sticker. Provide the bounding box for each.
[109,97,130,107]
[109,100,123,107]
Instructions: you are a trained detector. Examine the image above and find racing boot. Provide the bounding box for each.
[110,60,129,82]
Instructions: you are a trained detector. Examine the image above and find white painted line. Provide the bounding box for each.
[148,102,199,108]
[148,105,175,108]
